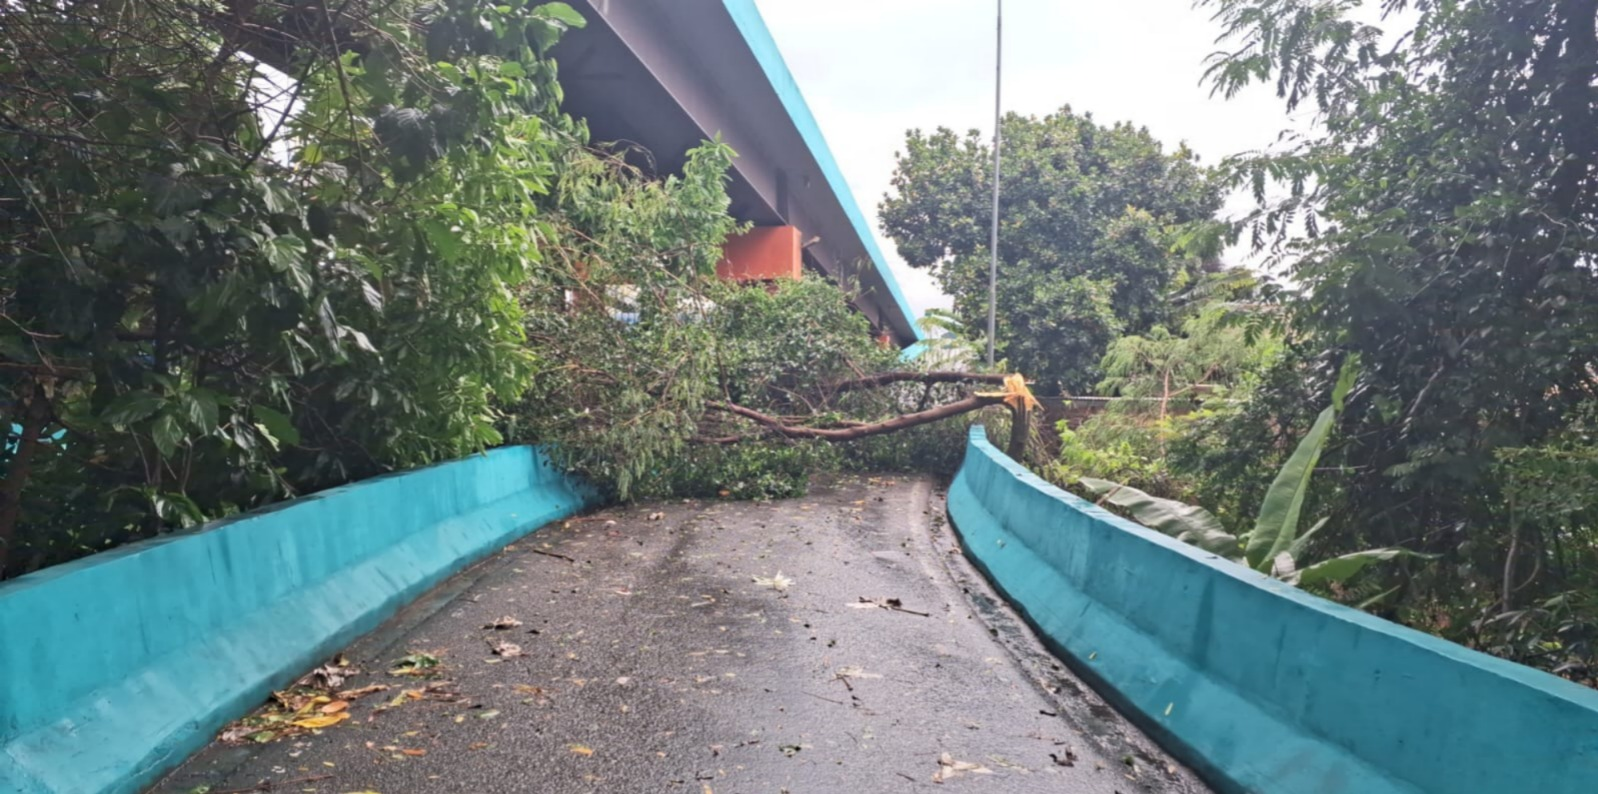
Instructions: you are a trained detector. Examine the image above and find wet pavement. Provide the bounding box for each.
[156,475,1208,794]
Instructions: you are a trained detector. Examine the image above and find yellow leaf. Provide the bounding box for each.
[569,744,595,757]
[291,711,350,729]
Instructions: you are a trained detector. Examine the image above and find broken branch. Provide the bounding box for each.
[705,393,1006,443]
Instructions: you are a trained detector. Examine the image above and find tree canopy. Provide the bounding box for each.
[1175,0,1598,678]
[879,107,1223,393]
[0,0,1024,576]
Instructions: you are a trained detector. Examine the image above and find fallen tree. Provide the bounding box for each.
[505,274,1034,499]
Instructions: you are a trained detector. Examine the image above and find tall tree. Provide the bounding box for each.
[879,107,1222,392]
[1203,0,1598,541]
[0,0,597,573]
[1200,0,1598,672]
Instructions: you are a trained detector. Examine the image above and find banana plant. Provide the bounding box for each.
[1082,358,1424,589]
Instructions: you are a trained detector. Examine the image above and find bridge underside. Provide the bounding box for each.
[552,0,920,346]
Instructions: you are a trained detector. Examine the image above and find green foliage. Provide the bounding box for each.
[508,270,972,501]
[1081,477,1242,558]
[1245,357,1356,570]
[880,107,1222,392]
[504,141,740,499]
[0,0,620,575]
[1202,0,1598,545]
[1082,360,1422,589]
[1050,299,1280,499]
[1461,410,1598,681]
[1053,419,1175,495]
[1195,0,1598,680]
[639,441,840,502]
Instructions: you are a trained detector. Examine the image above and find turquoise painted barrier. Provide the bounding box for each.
[0,446,592,794]
[948,426,1598,794]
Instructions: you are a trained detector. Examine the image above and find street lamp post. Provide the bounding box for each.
[987,0,1002,368]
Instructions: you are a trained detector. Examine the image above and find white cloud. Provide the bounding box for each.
[751,0,1314,318]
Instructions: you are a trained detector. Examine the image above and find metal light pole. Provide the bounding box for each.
[987,0,1002,368]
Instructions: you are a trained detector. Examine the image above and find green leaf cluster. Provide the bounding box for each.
[880,108,1223,393]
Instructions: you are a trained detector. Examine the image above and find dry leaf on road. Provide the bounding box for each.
[290,711,350,730]
[932,752,994,783]
[752,572,793,592]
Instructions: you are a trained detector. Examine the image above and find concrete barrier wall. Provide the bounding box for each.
[948,426,1598,794]
[0,446,592,794]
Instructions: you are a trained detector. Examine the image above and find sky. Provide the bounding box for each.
[750,0,1314,319]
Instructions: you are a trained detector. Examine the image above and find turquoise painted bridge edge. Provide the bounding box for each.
[0,446,594,794]
[947,426,1598,794]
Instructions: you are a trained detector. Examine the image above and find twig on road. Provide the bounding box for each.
[802,690,848,706]
[214,774,333,794]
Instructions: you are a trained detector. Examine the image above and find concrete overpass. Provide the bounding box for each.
[553,0,924,346]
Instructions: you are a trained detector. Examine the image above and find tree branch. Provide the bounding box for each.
[705,393,1005,443]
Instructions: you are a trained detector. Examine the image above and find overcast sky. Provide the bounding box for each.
[750,0,1313,318]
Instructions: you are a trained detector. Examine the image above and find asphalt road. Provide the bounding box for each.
[156,475,1209,794]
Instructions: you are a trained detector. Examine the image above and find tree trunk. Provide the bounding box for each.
[1502,492,1519,614]
[1007,401,1029,462]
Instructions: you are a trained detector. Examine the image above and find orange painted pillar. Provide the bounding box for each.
[717,226,802,281]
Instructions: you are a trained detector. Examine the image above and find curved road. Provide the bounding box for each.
[158,475,1208,793]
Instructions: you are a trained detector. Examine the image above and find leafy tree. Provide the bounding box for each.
[1055,300,1281,497]
[508,271,1016,500]
[879,107,1223,392]
[0,0,593,574]
[0,0,1044,579]
[1198,0,1598,678]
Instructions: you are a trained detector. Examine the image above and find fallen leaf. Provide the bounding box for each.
[401,749,426,757]
[390,652,442,677]
[647,511,665,521]
[336,684,391,699]
[484,616,523,630]
[319,700,349,715]
[752,572,793,592]
[835,665,882,679]
[291,711,350,729]
[475,709,501,720]
[489,639,524,658]
[569,744,595,756]
[933,752,994,783]
[300,663,352,690]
